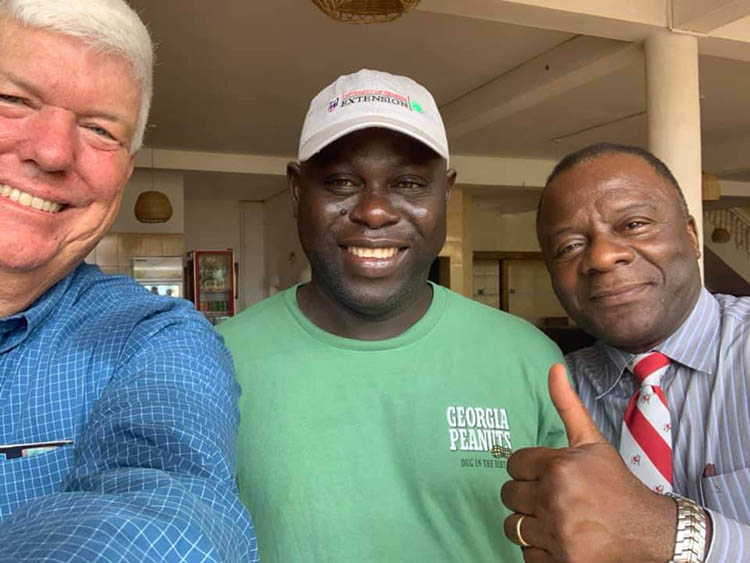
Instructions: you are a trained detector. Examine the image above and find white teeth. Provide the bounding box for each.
[0,184,62,213]
[347,246,398,259]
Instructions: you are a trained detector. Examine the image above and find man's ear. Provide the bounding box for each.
[125,154,136,181]
[445,168,457,202]
[687,215,701,259]
[288,162,302,218]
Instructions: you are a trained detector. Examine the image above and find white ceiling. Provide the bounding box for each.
[127,0,750,199]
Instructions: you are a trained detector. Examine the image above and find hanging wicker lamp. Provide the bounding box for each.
[134,190,173,223]
[311,0,421,23]
[711,227,731,244]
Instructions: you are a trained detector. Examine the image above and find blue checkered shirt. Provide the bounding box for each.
[0,263,258,562]
[568,289,750,563]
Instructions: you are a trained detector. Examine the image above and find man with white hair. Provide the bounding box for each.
[0,1,257,560]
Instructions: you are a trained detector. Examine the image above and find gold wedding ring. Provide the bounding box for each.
[516,514,531,548]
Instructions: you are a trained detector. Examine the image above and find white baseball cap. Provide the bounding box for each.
[298,69,449,163]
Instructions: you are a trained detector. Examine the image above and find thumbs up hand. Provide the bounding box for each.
[500,363,677,562]
[547,362,607,447]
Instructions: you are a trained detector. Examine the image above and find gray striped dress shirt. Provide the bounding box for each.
[566,288,750,563]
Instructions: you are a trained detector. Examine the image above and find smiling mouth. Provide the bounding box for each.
[591,283,649,301]
[1,184,63,213]
[345,246,402,259]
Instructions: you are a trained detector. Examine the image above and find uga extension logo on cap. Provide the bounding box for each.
[326,89,423,113]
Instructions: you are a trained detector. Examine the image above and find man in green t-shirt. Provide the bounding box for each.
[219,69,566,562]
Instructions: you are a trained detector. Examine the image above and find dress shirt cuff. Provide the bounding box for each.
[703,507,749,562]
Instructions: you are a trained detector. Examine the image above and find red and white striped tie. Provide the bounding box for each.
[619,352,673,494]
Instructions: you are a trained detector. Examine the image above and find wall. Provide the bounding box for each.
[473,259,500,308]
[470,202,569,325]
[506,259,568,325]
[184,199,241,254]
[472,207,540,252]
[263,189,309,294]
[111,169,184,233]
[240,202,266,309]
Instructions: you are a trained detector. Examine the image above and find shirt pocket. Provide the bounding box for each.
[702,467,750,524]
[0,444,74,519]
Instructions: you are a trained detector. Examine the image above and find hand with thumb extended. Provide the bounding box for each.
[547,362,605,447]
[500,363,677,562]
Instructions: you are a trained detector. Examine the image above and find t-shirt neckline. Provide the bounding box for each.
[282,281,448,351]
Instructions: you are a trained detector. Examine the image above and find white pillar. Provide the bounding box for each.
[645,32,703,272]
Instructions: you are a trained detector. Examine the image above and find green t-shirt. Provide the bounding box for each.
[219,283,566,562]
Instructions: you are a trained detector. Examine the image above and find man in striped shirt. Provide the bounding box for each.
[501,143,749,562]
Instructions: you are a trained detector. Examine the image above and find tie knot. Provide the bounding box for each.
[629,351,670,385]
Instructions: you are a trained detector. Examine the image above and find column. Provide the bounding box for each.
[645,32,703,269]
[439,186,473,297]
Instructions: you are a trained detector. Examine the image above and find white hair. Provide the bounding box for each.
[0,0,154,153]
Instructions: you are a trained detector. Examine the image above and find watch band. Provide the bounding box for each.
[666,493,707,563]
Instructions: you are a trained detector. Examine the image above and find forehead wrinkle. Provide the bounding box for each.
[549,159,671,207]
[0,68,39,96]
[593,176,678,218]
[582,154,682,204]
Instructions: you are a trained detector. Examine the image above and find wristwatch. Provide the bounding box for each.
[666,493,708,563]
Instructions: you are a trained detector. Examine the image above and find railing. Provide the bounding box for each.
[704,208,750,257]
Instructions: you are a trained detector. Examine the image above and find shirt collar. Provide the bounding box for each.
[593,288,718,398]
[0,267,76,353]
[657,288,719,375]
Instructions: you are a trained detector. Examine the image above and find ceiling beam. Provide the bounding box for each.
[691,13,750,60]
[718,179,750,196]
[441,36,642,139]
[703,135,750,176]
[134,147,556,188]
[453,155,555,187]
[673,0,750,33]
[417,0,667,42]
[135,148,292,176]
[417,0,750,60]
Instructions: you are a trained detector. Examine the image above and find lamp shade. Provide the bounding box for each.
[134,190,172,223]
[311,0,421,23]
[711,227,731,244]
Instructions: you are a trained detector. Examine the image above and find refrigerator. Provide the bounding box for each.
[132,256,184,298]
[186,250,236,325]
